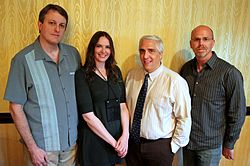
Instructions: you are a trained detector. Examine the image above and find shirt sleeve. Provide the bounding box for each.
[116,66,126,103]
[75,69,94,114]
[72,46,82,68]
[171,76,192,153]
[4,57,28,105]
[223,67,246,149]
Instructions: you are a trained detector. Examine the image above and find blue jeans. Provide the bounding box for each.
[183,146,222,166]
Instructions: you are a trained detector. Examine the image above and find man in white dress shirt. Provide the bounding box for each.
[125,35,191,166]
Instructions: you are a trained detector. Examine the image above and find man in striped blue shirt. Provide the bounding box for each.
[180,25,246,166]
[4,4,81,166]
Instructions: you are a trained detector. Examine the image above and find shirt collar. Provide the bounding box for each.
[33,36,67,62]
[193,51,218,70]
[144,64,163,80]
[206,51,217,69]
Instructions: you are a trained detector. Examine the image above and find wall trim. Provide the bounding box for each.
[0,113,13,123]
[0,107,250,124]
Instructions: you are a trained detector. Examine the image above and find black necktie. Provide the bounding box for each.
[130,74,149,144]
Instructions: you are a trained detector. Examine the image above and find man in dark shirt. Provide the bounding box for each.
[180,25,246,166]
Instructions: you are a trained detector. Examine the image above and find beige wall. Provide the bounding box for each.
[0,0,249,112]
[0,0,249,165]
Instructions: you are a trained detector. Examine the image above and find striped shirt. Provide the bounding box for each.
[180,52,246,150]
[126,64,191,153]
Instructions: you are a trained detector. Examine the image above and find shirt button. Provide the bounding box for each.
[196,82,198,84]
[193,94,196,97]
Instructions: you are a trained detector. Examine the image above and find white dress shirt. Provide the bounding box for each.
[126,64,191,153]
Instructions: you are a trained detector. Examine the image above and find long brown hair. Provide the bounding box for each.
[84,31,118,82]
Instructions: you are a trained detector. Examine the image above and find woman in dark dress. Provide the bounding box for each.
[75,31,129,166]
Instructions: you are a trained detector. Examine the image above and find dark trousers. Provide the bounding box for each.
[126,138,174,166]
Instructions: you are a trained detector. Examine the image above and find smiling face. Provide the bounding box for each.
[139,39,162,73]
[94,36,111,65]
[38,10,66,45]
[190,25,215,61]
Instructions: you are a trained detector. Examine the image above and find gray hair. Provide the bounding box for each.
[139,35,164,53]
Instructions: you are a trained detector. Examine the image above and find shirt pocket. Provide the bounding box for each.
[202,83,225,102]
[148,94,173,119]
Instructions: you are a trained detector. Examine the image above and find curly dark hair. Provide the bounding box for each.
[84,31,118,82]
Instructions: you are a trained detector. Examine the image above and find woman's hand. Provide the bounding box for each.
[115,133,129,158]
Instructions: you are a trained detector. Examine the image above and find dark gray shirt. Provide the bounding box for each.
[180,52,246,150]
[4,38,81,151]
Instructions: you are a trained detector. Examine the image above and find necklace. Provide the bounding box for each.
[95,67,107,81]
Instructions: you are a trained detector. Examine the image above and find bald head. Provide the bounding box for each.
[190,25,215,61]
[191,25,214,40]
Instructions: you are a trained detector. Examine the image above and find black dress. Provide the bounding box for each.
[75,66,125,166]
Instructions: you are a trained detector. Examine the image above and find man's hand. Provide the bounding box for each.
[222,147,234,160]
[29,146,48,166]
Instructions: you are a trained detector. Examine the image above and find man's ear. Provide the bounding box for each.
[38,21,42,33]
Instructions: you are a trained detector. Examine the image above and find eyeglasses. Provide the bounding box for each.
[191,37,214,42]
